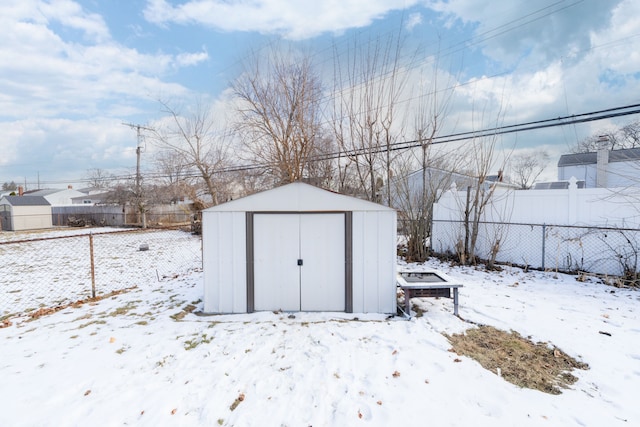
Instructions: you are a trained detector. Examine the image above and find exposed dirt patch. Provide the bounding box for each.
[445,325,589,394]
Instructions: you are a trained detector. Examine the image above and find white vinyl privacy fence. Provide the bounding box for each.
[432,178,640,277]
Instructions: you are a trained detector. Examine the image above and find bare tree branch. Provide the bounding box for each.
[147,99,233,206]
[232,47,326,186]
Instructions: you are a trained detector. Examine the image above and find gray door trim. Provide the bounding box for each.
[245,212,255,312]
[345,211,353,313]
[245,211,353,313]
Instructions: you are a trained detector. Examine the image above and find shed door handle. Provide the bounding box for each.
[297,259,303,266]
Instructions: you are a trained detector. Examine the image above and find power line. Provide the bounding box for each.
[106,102,640,182]
[316,103,640,159]
[16,102,640,188]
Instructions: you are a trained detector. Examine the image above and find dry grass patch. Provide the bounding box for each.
[446,325,589,394]
[25,287,137,321]
[170,303,197,321]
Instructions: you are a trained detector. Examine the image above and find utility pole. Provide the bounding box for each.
[122,123,152,228]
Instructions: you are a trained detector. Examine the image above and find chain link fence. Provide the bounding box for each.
[0,227,202,318]
[429,220,640,283]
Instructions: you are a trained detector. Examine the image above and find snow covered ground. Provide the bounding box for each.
[1,256,639,426]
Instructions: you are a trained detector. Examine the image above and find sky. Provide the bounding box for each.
[1,0,639,188]
[1,227,639,425]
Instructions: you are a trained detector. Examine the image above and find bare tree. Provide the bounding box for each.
[620,120,640,147]
[153,150,194,203]
[148,99,232,206]
[304,133,337,188]
[103,181,133,207]
[392,54,460,261]
[2,181,17,191]
[331,30,410,202]
[84,168,115,189]
[232,47,326,186]
[571,120,640,153]
[392,151,464,261]
[571,130,619,153]
[458,102,512,266]
[510,150,550,189]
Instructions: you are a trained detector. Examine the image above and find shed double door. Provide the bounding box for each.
[253,213,345,311]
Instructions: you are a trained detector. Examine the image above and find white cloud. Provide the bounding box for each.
[0,0,212,184]
[0,1,198,120]
[405,12,422,31]
[431,0,622,67]
[589,0,640,76]
[176,50,209,67]
[143,0,421,39]
[39,0,111,42]
[1,0,110,42]
[0,118,138,183]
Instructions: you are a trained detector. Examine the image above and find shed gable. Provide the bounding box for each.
[204,182,394,213]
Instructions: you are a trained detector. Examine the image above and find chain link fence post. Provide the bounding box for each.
[541,223,546,271]
[89,232,96,298]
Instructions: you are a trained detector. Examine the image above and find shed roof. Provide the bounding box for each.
[1,195,51,206]
[204,182,395,212]
[558,147,640,167]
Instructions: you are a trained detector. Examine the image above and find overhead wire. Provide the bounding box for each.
[32,102,640,186]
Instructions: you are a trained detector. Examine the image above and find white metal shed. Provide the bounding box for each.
[202,182,397,314]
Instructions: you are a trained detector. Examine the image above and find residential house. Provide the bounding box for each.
[25,186,85,206]
[557,146,640,188]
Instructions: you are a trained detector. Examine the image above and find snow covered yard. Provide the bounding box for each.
[1,258,639,426]
[0,228,202,315]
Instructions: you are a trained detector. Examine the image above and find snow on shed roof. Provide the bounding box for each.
[204,182,395,212]
[1,196,51,206]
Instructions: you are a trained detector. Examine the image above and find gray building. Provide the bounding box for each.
[558,147,640,188]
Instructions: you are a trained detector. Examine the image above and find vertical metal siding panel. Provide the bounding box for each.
[202,212,219,313]
[353,211,397,314]
[217,212,233,312]
[203,211,247,313]
[362,212,380,312]
[377,211,397,313]
[231,212,247,313]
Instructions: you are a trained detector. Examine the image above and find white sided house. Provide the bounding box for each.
[26,187,86,206]
[202,182,397,314]
[558,146,640,188]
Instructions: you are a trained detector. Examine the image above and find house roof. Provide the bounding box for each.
[23,189,59,197]
[70,192,111,202]
[558,147,640,167]
[76,187,108,195]
[204,182,395,213]
[404,166,517,189]
[1,195,51,206]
